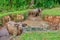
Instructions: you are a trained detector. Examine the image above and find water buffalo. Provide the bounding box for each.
[4,21,23,40]
[5,21,27,37]
[29,8,42,17]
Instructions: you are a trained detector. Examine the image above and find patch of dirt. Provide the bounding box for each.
[23,16,49,28]
[22,16,60,30]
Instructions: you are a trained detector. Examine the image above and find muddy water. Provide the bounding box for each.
[0,36,10,40]
[0,27,11,40]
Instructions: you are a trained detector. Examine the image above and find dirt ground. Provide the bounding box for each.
[23,16,49,28]
[23,16,60,30]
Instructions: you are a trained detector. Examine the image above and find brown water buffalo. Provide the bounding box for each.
[5,21,27,36]
[4,21,23,40]
[5,21,19,35]
[29,8,42,17]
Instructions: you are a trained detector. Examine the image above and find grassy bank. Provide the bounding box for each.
[19,31,60,40]
[0,8,60,19]
[0,9,30,19]
[42,8,60,16]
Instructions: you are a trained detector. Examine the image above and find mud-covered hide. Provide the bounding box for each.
[29,8,42,17]
[5,21,17,35]
[5,21,23,36]
[16,22,23,35]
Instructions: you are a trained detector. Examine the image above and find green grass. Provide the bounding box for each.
[0,9,30,19]
[19,31,60,40]
[0,8,60,19]
[42,8,60,16]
